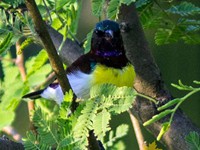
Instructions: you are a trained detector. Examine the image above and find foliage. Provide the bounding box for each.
[185,131,200,150]
[91,0,200,45]
[23,84,136,149]
[143,80,200,141]
[0,50,51,130]
[91,0,136,20]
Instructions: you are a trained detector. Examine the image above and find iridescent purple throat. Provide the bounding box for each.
[95,50,122,57]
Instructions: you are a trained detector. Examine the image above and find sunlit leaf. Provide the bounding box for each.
[157,122,170,141]
[167,2,200,16]
[93,109,111,140]
[91,0,105,17]
[107,0,120,20]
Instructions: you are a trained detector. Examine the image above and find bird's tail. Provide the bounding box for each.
[22,89,44,99]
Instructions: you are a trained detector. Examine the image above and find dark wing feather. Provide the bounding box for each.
[22,89,44,99]
[66,53,95,74]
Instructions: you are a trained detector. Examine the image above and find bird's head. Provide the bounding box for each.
[90,20,125,58]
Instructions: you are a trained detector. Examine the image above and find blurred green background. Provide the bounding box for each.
[1,0,200,149]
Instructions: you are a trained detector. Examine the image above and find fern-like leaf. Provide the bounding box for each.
[185,132,200,150]
[105,124,129,148]
[0,32,13,54]
[91,84,136,114]
[107,0,121,20]
[167,2,200,16]
[26,49,49,77]
[91,0,105,17]
[73,98,99,148]
[155,26,182,45]
[135,0,151,8]
[23,132,41,150]
[93,109,111,140]
[33,108,59,146]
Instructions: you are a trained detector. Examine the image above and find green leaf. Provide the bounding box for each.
[23,132,40,150]
[105,124,129,148]
[73,98,99,148]
[0,32,13,54]
[171,80,195,91]
[157,122,170,141]
[58,136,76,148]
[93,109,111,140]
[91,0,105,17]
[33,108,58,146]
[90,84,136,98]
[26,49,49,77]
[155,26,182,45]
[90,84,136,114]
[107,0,121,20]
[157,98,181,111]
[84,30,93,53]
[193,81,200,85]
[112,141,126,150]
[0,111,15,130]
[135,0,151,8]
[182,34,200,45]
[167,2,200,16]
[185,131,200,150]
[143,109,173,126]
[2,0,24,8]
[140,5,163,29]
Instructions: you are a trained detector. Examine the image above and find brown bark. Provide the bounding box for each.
[118,3,200,150]
[25,0,71,93]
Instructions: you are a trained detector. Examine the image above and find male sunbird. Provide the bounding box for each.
[23,20,136,104]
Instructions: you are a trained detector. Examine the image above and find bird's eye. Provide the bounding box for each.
[95,30,104,36]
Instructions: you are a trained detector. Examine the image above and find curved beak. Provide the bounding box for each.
[105,30,114,40]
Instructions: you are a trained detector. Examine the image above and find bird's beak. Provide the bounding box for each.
[105,30,114,40]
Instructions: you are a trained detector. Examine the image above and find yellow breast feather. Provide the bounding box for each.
[92,63,135,87]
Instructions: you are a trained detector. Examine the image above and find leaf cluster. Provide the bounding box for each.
[23,84,136,149]
[144,80,200,141]
[185,131,200,150]
[0,50,51,130]
[136,1,200,45]
[92,0,136,20]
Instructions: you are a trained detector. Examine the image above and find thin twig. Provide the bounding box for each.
[128,111,146,150]
[15,41,37,134]
[25,0,70,93]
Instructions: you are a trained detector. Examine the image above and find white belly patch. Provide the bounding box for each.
[67,71,92,99]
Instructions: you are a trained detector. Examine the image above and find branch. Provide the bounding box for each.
[16,41,37,134]
[46,25,84,65]
[24,0,70,93]
[118,3,200,150]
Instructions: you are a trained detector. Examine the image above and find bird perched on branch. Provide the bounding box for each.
[23,20,136,105]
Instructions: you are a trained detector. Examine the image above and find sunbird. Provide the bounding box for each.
[23,20,136,105]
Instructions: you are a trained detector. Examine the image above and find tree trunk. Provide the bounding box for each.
[118,3,200,150]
